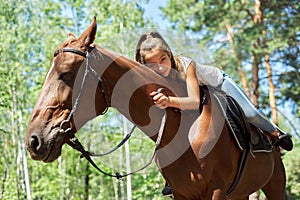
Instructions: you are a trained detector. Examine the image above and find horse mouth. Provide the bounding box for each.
[43,142,56,162]
[42,128,65,163]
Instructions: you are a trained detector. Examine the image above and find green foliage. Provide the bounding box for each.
[279,70,300,117]
[283,141,300,198]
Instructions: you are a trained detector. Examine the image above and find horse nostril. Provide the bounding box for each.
[30,135,41,152]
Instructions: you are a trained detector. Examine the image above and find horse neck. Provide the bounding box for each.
[92,46,165,130]
[91,46,190,143]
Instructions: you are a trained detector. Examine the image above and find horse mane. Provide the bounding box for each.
[97,44,187,87]
[94,45,142,68]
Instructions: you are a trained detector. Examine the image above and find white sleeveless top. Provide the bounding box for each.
[178,56,223,87]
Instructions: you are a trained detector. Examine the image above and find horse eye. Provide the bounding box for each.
[59,72,70,80]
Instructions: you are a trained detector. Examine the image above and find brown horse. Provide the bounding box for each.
[26,17,286,199]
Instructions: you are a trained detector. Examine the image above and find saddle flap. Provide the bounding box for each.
[202,86,272,153]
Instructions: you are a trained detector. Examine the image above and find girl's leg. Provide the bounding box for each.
[221,76,293,151]
[221,76,276,133]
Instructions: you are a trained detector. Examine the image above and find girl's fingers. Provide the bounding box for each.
[150,91,157,96]
[152,93,164,101]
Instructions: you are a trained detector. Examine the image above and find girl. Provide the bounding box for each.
[135,31,293,196]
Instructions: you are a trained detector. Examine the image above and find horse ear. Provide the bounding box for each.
[68,33,76,40]
[78,16,97,48]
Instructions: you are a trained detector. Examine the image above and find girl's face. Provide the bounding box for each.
[143,49,172,77]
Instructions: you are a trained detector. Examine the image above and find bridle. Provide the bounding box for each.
[54,47,111,120]
[53,47,167,180]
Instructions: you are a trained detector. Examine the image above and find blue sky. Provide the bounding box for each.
[143,0,169,27]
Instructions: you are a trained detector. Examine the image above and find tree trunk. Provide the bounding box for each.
[250,0,264,107]
[10,87,21,200]
[225,24,250,97]
[262,26,278,125]
[251,55,260,107]
[58,157,64,200]
[83,125,92,200]
[84,162,90,200]
[119,142,125,200]
[18,110,32,200]
[264,53,278,124]
[123,117,132,200]
[238,64,250,97]
[22,137,31,200]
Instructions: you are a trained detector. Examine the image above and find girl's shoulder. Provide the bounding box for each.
[177,55,194,66]
[176,55,195,73]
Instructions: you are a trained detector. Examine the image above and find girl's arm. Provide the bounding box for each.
[150,61,200,110]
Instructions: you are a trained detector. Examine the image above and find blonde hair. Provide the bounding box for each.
[135,31,185,80]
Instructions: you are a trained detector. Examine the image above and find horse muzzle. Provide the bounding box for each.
[26,127,65,162]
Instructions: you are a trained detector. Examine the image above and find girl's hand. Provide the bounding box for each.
[150,91,170,109]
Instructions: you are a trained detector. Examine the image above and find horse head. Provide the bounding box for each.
[26,17,106,162]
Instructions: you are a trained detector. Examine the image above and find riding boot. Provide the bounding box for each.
[272,129,293,151]
[162,182,173,197]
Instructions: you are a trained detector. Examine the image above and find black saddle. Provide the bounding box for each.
[200,86,272,153]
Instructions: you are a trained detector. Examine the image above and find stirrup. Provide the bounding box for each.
[162,185,173,198]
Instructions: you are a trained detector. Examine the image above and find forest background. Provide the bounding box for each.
[0,0,299,199]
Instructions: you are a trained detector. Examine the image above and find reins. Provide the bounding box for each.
[54,47,167,180]
[67,113,166,180]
